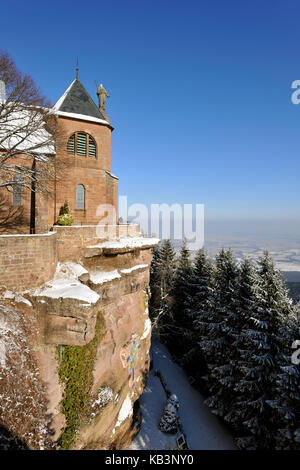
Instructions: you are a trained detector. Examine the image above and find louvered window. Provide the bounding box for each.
[76,184,85,210]
[67,134,75,154]
[67,132,97,157]
[77,132,87,156]
[88,136,96,157]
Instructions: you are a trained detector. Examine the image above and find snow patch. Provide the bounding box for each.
[115,394,133,427]
[0,309,21,369]
[120,264,148,274]
[0,232,55,239]
[32,280,99,304]
[0,340,6,368]
[3,291,14,299]
[140,318,151,340]
[15,296,32,307]
[129,340,236,450]
[30,262,99,304]
[89,269,121,284]
[88,237,160,250]
[55,262,88,281]
[2,291,32,307]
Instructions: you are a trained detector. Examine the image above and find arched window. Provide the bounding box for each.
[88,135,96,157]
[76,184,85,210]
[67,132,96,157]
[12,173,22,206]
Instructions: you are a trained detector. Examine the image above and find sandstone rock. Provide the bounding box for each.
[1,241,157,450]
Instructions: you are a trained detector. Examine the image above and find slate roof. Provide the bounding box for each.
[53,79,107,121]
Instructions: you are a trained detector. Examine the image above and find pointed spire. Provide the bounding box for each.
[76,57,79,80]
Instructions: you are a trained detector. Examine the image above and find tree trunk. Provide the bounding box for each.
[30,158,36,234]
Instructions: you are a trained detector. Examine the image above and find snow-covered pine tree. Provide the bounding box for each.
[223,257,261,432]
[149,244,162,320]
[181,249,216,382]
[201,248,240,418]
[233,251,295,449]
[149,239,177,340]
[272,305,300,449]
[168,239,193,355]
[159,239,177,294]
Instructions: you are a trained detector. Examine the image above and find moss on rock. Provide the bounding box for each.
[56,314,104,449]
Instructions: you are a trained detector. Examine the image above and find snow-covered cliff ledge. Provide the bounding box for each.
[0,237,158,450]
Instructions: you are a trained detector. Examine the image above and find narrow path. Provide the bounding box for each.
[130,340,236,450]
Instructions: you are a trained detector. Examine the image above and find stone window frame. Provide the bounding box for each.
[67,132,97,158]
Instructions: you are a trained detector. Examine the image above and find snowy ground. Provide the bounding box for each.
[129,340,236,450]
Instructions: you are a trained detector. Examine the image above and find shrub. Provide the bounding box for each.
[57,201,74,226]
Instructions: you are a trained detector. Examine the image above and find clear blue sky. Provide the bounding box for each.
[1,0,300,221]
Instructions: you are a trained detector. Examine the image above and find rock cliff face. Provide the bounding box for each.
[0,236,158,450]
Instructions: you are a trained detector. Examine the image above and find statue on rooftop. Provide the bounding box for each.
[96,84,110,112]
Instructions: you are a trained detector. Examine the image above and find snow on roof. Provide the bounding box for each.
[52,80,76,111]
[89,269,121,285]
[0,105,55,155]
[52,79,112,128]
[106,171,119,180]
[120,264,148,275]
[54,110,110,126]
[88,237,160,250]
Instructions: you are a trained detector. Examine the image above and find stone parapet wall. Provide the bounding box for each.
[54,224,140,262]
[0,225,142,290]
[0,232,57,291]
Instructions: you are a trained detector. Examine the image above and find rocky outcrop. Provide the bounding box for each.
[0,299,52,450]
[0,236,158,450]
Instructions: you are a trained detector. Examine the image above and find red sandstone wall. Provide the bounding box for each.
[0,232,57,290]
[48,116,117,227]
[0,154,54,235]
[0,154,32,234]
[0,114,118,233]
[55,224,140,262]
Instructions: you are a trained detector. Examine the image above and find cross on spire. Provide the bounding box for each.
[76,57,79,80]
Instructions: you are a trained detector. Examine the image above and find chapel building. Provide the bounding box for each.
[1,75,118,233]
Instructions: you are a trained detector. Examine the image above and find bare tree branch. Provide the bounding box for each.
[0,50,67,196]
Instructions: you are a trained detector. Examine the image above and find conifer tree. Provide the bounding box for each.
[159,239,177,297]
[223,258,260,431]
[181,249,215,382]
[149,244,162,319]
[201,248,240,417]
[233,252,295,449]
[149,239,176,340]
[168,239,193,354]
[271,310,300,449]
[172,239,192,319]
